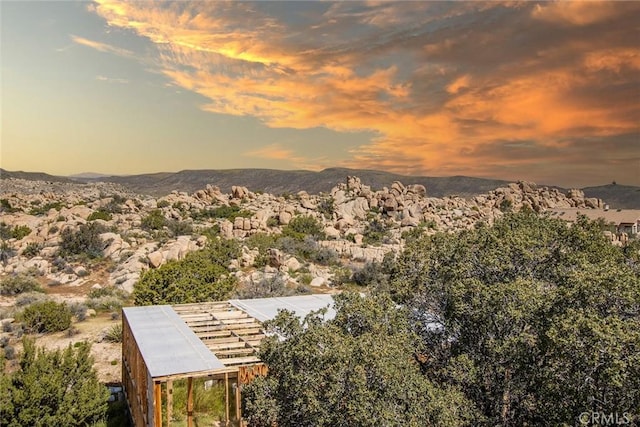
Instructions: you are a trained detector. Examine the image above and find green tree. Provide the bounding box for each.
[133,238,239,305]
[243,293,476,427]
[1,338,109,426]
[389,212,640,425]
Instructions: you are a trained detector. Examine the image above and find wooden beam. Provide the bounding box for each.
[225,373,230,427]
[187,377,194,427]
[235,380,242,424]
[153,381,162,427]
[223,356,261,366]
[166,380,173,427]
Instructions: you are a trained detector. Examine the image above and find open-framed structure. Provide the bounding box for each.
[122,295,335,426]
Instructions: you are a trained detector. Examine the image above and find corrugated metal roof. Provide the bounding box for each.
[229,294,336,323]
[123,306,225,378]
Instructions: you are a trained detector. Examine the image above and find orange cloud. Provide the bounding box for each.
[84,1,639,185]
[71,35,133,57]
[532,1,621,26]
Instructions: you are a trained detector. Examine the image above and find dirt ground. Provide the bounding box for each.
[2,269,124,383]
[31,313,122,383]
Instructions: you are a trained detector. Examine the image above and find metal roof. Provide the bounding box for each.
[229,294,336,323]
[123,305,225,378]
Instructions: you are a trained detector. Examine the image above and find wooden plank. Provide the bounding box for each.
[222,356,261,366]
[201,335,242,344]
[235,379,242,424]
[196,330,233,339]
[215,348,256,357]
[225,373,230,427]
[166,380,173,427]
[229,326,263,335]
[154,381,162,427]
[187,377,193,427]
[207,341,247,351]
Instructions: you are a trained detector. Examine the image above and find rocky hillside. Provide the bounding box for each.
[1,175,616,298]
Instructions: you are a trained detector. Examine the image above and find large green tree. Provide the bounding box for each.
[1,339,109,426]
[243,292,476,427]
[390,212,640,425]
[133,238,239,305]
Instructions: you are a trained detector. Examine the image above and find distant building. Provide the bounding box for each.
[122,295,335,427]
[547,209,640,236]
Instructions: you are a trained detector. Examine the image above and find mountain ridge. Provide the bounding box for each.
[1,167,638,208]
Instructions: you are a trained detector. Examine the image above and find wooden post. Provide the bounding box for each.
[166,380,173,427]
[154,381,162,427]
[235,380,242,425]
[224,373,230,426]
[187,377,194,427]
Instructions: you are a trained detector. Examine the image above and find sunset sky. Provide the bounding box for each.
[1,1,639,187]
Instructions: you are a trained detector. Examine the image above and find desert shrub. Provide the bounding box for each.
[309,245,338,266]
[22,242,42,258]
[0,199,20,213]
[15,292,48,307]
[0,240,15,264]
[86,296,125,312]
[4,345,16,360]
[103,324,122,343]
[156,200,170,208]
[2,320,13,333]
[48,224,60,235]
[59,222,107,259]
[282,215,325,241]
[317,197,335,219]
[10,225,32,240]
[362,218,390,245]
[167,219,193,236]
[235,274,292,299]
[28,201,63,216]
[213,205,251,221]
[352,261,390,287]
[330,266,353,286]
[20,301,72,333]
[141,209,166,230]
[87,210,112,221]
[0,223,12,239]
[86,286,126,300]
[69,302,88,322]
[0,274,43,296]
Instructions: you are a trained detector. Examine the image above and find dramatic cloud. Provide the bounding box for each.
[84,0,640,186]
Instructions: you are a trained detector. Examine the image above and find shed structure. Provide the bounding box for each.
[122,295,335,426]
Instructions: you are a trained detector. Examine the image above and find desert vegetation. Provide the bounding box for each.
[0,174,638,425]
[242,212,640,426]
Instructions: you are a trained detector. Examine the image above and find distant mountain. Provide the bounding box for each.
[3,167,639,208]
[68,172,114,179]
[0,168,74,184]
[78,168,512,199]
[581,184,640,209]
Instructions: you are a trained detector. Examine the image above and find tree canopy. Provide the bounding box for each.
[390,212,640,425]
[243,293,475,427]
[243,212,640,426]
[1,339,109,426]
[133,238,239,305]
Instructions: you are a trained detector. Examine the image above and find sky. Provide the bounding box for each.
[1,1,639,188]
